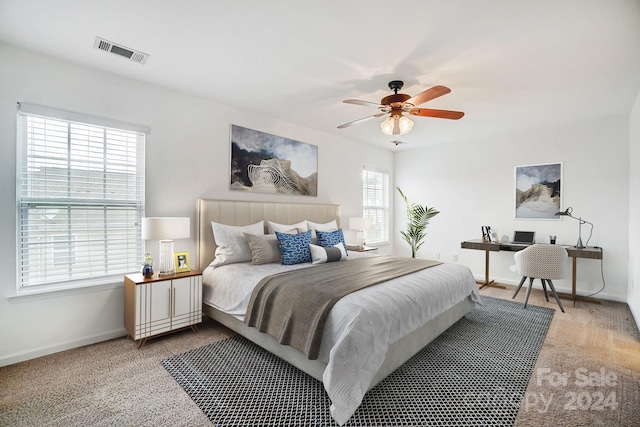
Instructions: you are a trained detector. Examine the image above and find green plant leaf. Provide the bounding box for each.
[397,187,439,258]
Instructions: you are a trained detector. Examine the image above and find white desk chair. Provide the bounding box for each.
[510,244,566,313]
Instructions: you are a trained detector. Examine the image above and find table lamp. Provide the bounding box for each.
[349,217,372,250]
[554,207,593,249]
[142,217,190,275]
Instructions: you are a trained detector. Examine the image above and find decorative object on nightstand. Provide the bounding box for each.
[124,270,202,348]
[141,251,154,278]
[142,217,190,275]
[349,217,372,250]
[554,207,593,248]
[174,251,190,273]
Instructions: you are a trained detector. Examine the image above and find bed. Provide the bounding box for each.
[195,198,481,425]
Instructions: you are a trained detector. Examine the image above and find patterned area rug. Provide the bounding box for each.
[162,296,554,426]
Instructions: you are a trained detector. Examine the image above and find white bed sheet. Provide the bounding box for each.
[202,255,481,425]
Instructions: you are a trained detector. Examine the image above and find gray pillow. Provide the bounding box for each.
[244,233,281,265]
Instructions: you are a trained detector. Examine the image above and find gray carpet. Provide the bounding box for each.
[162,296,554,426]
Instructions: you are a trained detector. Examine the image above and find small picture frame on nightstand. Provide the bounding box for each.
[174,251,190,273]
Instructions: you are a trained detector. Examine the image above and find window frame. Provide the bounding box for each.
[361,167,390,245]
[16,103,148,292]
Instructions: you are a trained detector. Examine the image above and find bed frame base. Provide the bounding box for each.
[203,296,475,389]
[195,199,476,390]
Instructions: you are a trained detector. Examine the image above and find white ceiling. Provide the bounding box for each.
[2,0,640,150]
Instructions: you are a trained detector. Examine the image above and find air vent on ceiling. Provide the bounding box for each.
[93,37,149,64]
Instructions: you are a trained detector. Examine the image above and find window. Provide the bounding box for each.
[17,103,148,290]
[362,168,390,244]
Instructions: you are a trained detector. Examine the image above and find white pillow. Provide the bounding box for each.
[267,220,308,234]
[211,220,264,267]
[307,219,338,239]
[309,243,346,264]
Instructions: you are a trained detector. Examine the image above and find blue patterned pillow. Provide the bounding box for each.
[316,228,348,254]
[275,230,312,265]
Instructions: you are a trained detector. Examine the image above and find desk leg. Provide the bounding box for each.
[571,257,577,306]
[476,249,506,290]
[557,256,601,305]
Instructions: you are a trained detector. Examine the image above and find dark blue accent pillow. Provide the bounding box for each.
[315,228,348,254]
[275,230,312,265]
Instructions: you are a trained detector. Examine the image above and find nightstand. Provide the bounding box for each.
[124,270,202,348]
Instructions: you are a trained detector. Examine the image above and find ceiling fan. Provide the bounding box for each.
[337,80,464,136]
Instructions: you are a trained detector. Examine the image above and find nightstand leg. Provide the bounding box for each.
[137,338,147,349]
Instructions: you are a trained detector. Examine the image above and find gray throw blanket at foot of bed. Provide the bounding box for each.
[245,255,442,359]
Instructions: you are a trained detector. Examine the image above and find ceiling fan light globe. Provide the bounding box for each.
[398,115,414,135]
[380,116,396,135]
[380,114,414,136]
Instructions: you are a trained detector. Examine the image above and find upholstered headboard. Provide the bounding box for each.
[195,198,341,270]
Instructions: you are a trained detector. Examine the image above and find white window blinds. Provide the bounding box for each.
[17,103,147,289]
[362,168,390,244]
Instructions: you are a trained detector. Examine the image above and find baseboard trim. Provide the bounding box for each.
[0,328,127,367]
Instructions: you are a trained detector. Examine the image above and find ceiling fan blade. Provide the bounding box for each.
[337,112,387,129]
[343,99,383,107]
[409,108,465,120]
[406,85,451,107]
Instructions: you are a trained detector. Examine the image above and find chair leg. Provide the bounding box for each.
[513,276,527,299]
[545,279,565,313]
[524,277,534,309]
[540,279,550,302]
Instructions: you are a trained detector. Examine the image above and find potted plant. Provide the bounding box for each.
[397,187,440,258]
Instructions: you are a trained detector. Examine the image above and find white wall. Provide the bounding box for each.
[0,43,393,366]
[629,90,640,328]
[2,41,636,365]
[394,116,630,302]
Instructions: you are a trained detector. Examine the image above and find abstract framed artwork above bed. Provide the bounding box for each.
[229,125,318,196]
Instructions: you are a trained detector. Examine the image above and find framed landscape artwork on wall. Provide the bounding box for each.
[515,162,562,219]
[230,125,318,196]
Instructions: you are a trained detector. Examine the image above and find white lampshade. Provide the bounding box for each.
[349,217,372,231]
[142,217,190,275]
[142,217,190,240]
[380,114,414,136]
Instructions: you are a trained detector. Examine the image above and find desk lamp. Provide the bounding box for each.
[142,217,190,275]
[554,207,593,249]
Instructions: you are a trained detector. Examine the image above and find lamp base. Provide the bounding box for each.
[158,239,175,275]
[356,231,366,251]
[575,236,585,249]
